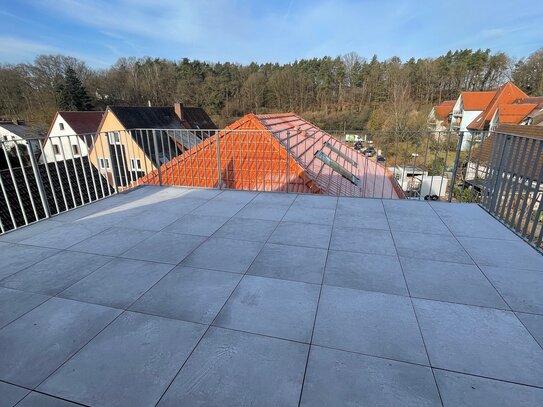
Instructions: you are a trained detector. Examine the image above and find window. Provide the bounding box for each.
[108,131,121,144]
[53,144,61,155]
[315,150,359,186]
[98,158,110,169]
[72,144,80,155]
[59,122,64,130]
[324,142,358,168]
[130,158,142,171]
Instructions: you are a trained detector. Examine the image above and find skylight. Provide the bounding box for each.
[323,142,358,168]
[315,150,359,186]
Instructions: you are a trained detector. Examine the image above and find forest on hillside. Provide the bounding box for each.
[1,48,542,132]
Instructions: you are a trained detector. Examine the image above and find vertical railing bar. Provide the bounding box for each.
[82,134,99,202]
[57,137,78,207]
[139,130,150,185]
[0,145,18,230]
[2,143,28,225]
[448,132,463,202]
[420,131,431,200]
[38,138,60,215]
[488,134,508,214]
[514,139,539,232]
[504,136,529,226]
[124,130,137,187]
[411,132,420,200]
[151,130,163,186]
[66,137,85,205]
[522,141,543,238]
[440,130,453,203]
[49,136,69,210]
[75,135,92,204]
[481,131,500,209]
[494,134,515,215]
[500,135,523,223]
[27,140,51,219]
[215,130,222,189]
[90,134,106,199]
[14,142,39,222]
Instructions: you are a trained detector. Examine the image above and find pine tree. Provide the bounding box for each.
[55,67,93,111]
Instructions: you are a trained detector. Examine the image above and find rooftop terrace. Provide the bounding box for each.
[1,186,543,406]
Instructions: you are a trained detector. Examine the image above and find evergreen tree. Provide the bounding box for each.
[55,67,93,111]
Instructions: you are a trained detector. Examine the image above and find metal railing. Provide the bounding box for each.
[1,127,541,251]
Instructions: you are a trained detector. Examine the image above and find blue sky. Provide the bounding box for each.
[1,0,542,67]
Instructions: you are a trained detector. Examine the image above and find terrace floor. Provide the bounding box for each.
[1,186,543,406]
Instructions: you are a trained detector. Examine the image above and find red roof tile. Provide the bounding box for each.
[497,104,538,124]
[461,92,496,111]
[433,100,455,121]
[467,83,528,130]
[139,113,404,199]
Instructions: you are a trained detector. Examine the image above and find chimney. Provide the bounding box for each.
[174,102,183,121]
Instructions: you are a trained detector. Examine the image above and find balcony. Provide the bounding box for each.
[1,186,542,406]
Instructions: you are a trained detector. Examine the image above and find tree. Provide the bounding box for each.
[55,67,93,111]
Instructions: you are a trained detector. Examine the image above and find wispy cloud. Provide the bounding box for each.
[0,36,59,63]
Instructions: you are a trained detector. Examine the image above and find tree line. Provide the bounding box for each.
[0,48,541,132]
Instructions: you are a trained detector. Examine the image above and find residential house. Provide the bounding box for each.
[41,111,104,164]
[428,100,455,132]
[467,82,528,134]
[0,120,43,152]
[517,97,543,126]
[89,103,216,187]
[450,91,495,150]
[139,113,405,199]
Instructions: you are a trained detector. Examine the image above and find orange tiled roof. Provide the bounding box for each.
[138,113,404,198]
[461,92,496,111]
[467,82,528,130]
[433,100,455,121]
[497,104,538,124]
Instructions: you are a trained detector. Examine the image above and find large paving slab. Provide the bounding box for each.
[158,327,308,407]
[39,312,205,407]
[0,287,49,328]
[300,346,441,407]
[0,297,120,388]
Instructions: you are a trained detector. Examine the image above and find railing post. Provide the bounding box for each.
[488,134,509,213]
[215,131,222,189]
[286,131,290,193]
[448,131,464,202]
[152,130,163,186]
[28,141,51,218]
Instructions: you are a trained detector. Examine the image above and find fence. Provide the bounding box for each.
[0,128,541,251]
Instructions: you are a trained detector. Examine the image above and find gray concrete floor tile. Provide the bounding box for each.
[147,197,207,216]
[0,297,120,388]
[458,236,543,270]
[176,187,222,200]
[269,222,332,249]
[516,312,543,348]
[413,298,543,387]
[19,222,107,249]
[193,200,246,217]
[68,227,155,256]
[0,287,49,328]
[324,250,408,295]
[294,194,337,209]
[313,286,428,364]
[234,201,291,221]
[162,214,230,236]
[330,226,397,256]
[337,196,384,212]
[282,204,336,225]
[114,209,184,231]
[383,199,435,217]
[400,257,508,309]
[213,217,278,242]
[214,275,320,342]
[16,392,81,407]
[39,312,205,407]
[253,191,297,205]
[386,212,452,235]
[393,231,473,264]
[59,258,173,309]
[333,210,390,230]
[121,232,207,264]
[0,244,59,280]
[300,346,441,407]
[1,251,112,296]
[482,266,543,314]
[181,237,264,273]
[214,190,258,204]
[247,243,327,284]
[158,327,308,407]
[434,369,543,407]
[0,220,63,243]
[130,266,241,324]
[0,381,29,407]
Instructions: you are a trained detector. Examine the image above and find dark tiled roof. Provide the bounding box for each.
[0,157,112,232]
[181,107,216,129]
[0,123,42,140]
[108,106,185,130]
[59,111,104,134]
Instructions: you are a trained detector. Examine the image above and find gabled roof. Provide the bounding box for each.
[433,100,455,121]
[107,106,185,129]
[58,111,104,134]
[496,104,538,124]
[461,92,496,111]
[0,122,41,140]
[467,82,528,130]
[139,113,404,198]
[180,107,216,130]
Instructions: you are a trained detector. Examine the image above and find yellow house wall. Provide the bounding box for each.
[89,112,157,182]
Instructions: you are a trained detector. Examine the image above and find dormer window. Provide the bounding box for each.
[59,123,64,130]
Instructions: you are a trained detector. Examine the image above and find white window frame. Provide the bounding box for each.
[98,157,110,169]
[59,122,64,130]
[53,144,61,155]
[108,131,121,145]
[130,158,142,171]
[72,144,80,156]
